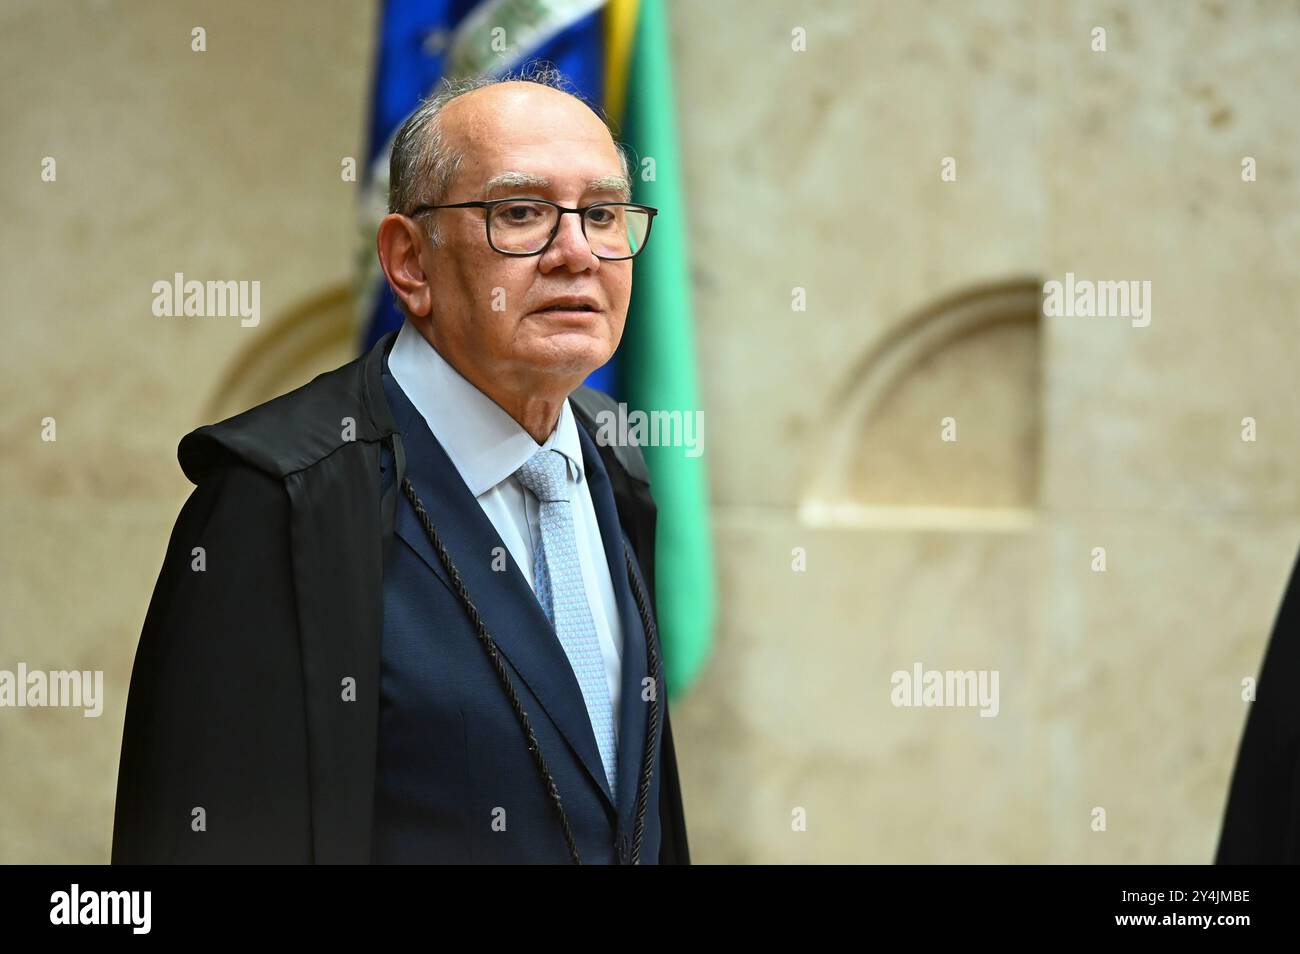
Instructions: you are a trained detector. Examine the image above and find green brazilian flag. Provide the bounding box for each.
[618,0,715,699]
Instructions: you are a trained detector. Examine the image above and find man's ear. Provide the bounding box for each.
[377,214,433,318]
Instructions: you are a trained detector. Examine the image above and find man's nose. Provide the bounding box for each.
[540,211,598,272]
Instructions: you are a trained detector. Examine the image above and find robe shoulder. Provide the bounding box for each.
[177,349,388,485]
[568,385,652,486]
[176,346,648,489]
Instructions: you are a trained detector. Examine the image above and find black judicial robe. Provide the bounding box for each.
[110,329,691,864]
[1216,546,1300,863]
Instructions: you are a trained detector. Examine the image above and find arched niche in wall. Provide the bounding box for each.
[803,277,1043,530]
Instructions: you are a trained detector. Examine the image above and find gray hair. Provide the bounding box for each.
[387,62,634,246]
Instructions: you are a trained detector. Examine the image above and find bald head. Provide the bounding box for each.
[387,68,632,237]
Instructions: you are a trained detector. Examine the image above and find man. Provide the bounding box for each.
[111,68,690,864]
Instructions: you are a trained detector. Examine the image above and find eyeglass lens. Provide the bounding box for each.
[487,201,650,258]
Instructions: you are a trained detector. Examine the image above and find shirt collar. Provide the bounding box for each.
[388,319,585,497]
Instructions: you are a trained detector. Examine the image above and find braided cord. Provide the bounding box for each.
[400,476,662,865]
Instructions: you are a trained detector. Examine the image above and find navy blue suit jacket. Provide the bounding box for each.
[372,355,664,863]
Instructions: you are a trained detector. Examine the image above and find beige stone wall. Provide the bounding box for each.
[0,0,373,863]
[674,0,1300,863]
[2,0,1296,863]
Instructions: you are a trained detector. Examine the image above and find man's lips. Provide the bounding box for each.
[531,295,602,314]
[529,305,603,319]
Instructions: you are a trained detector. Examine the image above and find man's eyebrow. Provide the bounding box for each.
[481,171,632,201]
[481,171,551,196]
[585,174,633,200]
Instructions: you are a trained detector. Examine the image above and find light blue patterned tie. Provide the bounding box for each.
[515,447,618,794]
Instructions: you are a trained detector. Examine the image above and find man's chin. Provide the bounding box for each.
[523,333,615,381]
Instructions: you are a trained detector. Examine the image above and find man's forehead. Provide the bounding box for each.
[443,85,628,195]
[479,169,632,200]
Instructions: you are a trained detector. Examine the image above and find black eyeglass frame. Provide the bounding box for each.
[406,197,659,261]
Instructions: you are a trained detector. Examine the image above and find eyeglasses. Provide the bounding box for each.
[407,197,658,261]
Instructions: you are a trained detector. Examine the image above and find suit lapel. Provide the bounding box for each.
[575,422,652,827]
[385,369,619,812]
